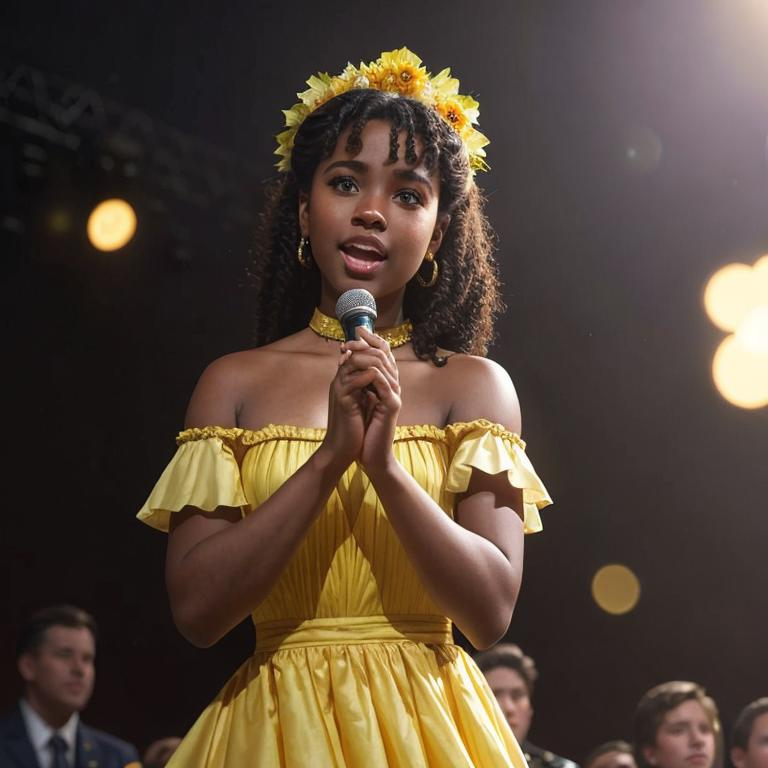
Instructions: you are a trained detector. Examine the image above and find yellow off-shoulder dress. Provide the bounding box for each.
[138,419,552,768]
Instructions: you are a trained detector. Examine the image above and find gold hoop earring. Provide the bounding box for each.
[297,237,312,269]
[416,250,438,288]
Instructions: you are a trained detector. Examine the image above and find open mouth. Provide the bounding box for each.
[340,242,386,275]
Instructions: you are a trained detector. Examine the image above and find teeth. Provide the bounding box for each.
[344,244,383,260]
[345,243,382,256]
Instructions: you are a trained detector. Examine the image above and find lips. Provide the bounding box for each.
[340,236,386,276]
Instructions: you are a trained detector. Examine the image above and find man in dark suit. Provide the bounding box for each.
[474,643,580,768]
[0,604,139,768]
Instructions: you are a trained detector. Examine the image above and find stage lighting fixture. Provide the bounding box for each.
[591,564,641,616]
[86,198,137,252]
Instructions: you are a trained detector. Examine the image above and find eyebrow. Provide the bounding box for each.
[323,160,434,191]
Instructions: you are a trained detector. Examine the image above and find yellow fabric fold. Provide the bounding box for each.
[445,420,552,533]
[137,437,249,531]
[254,615,452,652]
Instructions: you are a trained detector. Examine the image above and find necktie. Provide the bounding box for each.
[49,733,69,768]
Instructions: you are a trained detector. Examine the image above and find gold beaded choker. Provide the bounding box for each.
[309,307,413,348]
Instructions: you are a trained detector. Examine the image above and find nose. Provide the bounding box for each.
[352,194,387,231]
[498,694,516,718]
[71,657,87,677]
[690,729,705,748]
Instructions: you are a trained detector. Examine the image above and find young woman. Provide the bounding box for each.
[633,681,722,768]
[139,48,552,767]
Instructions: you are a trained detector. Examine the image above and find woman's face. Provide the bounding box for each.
[299,118,447,320]
[644,700,716,768]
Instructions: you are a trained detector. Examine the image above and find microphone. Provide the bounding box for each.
[335,289,377,341]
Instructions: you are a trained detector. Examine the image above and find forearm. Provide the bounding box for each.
[367,460,522,650]
[168,446,347,647]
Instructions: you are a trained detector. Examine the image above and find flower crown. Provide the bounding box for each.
[275,47,490,174]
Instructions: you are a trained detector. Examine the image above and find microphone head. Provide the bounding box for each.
[335,289,377,323]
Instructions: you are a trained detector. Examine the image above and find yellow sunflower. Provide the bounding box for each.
[435,98,470,135]
[275,48,490,173]
[368,48,429,97]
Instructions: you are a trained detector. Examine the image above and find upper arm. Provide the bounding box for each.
[167,354,246,576]
[448,355,521,435]
[449,357,525,561]
[184,353,246,429]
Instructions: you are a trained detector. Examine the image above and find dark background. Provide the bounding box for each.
[1,0,767,762]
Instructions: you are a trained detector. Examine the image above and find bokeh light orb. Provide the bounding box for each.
[623,125,663,174]
[712,334,768,409]
[591,564,641,615]
[735,305,768,356]
[704,262,762,332]
[87,198,137,252]
[704,256,768,333]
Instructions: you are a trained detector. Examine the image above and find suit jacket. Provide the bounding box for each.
[0,704,139,768]
[523,740,581,768]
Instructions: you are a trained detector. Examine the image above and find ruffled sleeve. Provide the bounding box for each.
[137,428,250,532]
[445,420,552,534]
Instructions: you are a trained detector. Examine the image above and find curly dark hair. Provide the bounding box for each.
[249,88,503,365]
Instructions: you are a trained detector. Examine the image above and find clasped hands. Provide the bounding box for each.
[323,327,401,473]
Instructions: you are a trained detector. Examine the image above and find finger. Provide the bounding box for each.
[341,338,371,353]
[345,344,398,379]
[355,328,397,374]
[348,368,399,406]
[342,353,399,391]
[357,327,391,354]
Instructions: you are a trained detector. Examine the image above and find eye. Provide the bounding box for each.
[329,176,358,194]
[395,189,422,206]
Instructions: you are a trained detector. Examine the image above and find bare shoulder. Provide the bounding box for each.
[184,346,279,429]
[444,354,522,434]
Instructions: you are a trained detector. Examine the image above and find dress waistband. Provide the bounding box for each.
[254,614,452,653]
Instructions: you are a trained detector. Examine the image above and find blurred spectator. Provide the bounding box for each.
[633,681,721,768]
[143,736,182,768]
[584,740,637,768]
[731,698,768,768]
[474,643,579,768]
[0,604,139,768]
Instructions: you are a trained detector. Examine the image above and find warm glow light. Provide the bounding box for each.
[704,263,758,332]
[712,334,768,409]
[735,305,768,356]
[87,199,137,252]
[705,254,768,409]
[591,564,641,615]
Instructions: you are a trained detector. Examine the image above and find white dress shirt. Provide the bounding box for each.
[19,698,78,768]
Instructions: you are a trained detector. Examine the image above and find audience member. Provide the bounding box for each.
[474,643,579,768]
[0,604,139,768]
[633,681,721,768]
[731,698,768,768]
[584,740,637,768]
[143,736,182,768]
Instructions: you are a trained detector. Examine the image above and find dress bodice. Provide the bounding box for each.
[138,420,551,629]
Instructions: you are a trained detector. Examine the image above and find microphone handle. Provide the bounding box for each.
[341,312,375,341]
